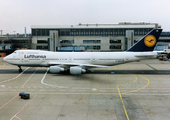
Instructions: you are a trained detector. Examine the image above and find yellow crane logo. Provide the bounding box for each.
[144,35,156,47]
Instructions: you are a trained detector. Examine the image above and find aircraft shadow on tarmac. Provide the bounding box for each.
[0,69,170,75]
[50,73,110,84]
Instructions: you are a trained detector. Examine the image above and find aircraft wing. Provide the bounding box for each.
[48,62,108,68]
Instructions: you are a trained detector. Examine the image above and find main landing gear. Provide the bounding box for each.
[18,66,22,72]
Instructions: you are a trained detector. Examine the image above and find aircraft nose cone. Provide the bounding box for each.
[3,56,7,62]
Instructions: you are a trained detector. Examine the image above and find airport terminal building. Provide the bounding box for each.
[31,22,162,52]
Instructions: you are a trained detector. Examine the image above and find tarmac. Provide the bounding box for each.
[0,57,170,120]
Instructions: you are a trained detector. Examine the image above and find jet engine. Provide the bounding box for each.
[70,66,86,75]
[49,66,64,73]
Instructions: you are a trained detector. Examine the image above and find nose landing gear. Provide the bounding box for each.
[18,66,22,72]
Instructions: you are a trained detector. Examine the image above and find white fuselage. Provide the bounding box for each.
[3,49,157,68]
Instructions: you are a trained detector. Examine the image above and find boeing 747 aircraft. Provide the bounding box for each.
[3,29,162,74]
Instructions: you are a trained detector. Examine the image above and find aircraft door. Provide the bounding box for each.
[69,58,72,63]
[42,58,45,62]
[92,57,96,64]
[124,57,129,62]
[19,52,25,62]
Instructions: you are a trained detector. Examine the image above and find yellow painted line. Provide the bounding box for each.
[116,74,150,119]
[117,85,129,120]
[122,75,150,94]
[120,75,138,86]
[0,64,5,67]
[109,66,117,70]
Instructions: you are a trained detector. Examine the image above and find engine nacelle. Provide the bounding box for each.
[70,66,86,75]
[49,66,64,73]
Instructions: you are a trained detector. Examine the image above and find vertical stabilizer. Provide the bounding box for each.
[126,29,162,52]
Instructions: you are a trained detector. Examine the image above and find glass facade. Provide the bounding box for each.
[160,32,170,37]
[31,26,163,51]
[32,28,153,36]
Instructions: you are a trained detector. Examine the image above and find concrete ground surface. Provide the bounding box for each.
[0,57,170,120]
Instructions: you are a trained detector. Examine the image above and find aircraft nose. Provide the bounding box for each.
[3,56,9,62]
[3,56,7,62]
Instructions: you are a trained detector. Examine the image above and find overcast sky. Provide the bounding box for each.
[0,0,170,34]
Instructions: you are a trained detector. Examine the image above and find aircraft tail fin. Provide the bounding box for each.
[126,29,162,52]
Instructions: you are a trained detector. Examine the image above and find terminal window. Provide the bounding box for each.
[110,45,121,49]
[36,46,48,49]
[37,40,48,44]
[32,28,152,36]
[110,40,121,43]
[4,40,11,44]
[11,40,28,43]
[83,40,101,44]
[60,40,74,44]
[87,46,100,50]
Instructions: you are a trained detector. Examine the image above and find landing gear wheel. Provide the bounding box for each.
[19,69,22,72]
